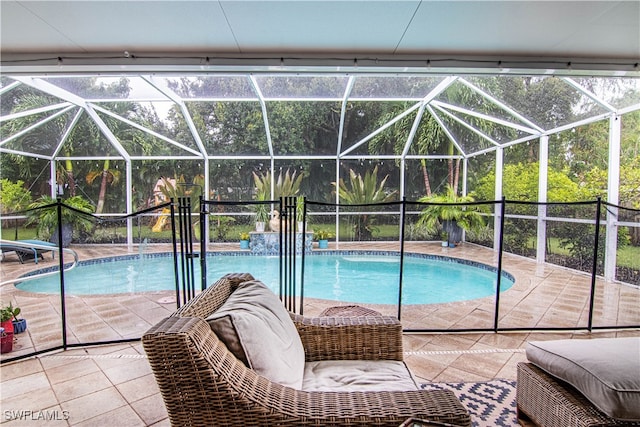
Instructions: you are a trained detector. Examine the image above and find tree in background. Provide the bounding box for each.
[0,179,33,239]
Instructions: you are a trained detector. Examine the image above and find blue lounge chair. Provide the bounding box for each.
[0,240,56,264]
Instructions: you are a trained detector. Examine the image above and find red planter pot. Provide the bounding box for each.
[0,330,13,353]
[0,320,15,353]
[0,320,13,335]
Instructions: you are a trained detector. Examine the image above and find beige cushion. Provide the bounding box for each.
[302,360,418,392]
[206,280,305,390]
[526,337,640,421]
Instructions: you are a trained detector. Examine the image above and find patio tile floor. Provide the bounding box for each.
[1,242,638,425]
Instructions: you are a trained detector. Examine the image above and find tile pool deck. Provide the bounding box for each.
[1,241,638,426]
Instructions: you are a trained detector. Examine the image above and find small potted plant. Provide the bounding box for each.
[0,303,16,335]
[0,303,18,353]
[240,232,250,249]
[313,229,334,249]
[441,231,448,247]
[254,203,269,232]
[8,303,26,334]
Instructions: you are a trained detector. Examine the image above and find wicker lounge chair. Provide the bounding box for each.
[517,363,639,427]
[143,273,471,427]
[517,337,640,427]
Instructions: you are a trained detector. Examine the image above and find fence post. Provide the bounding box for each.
[56,198,68,349]
[397,198,407,320]
[199,196,207,291]
[588,197,602,331]
[299,196,306,316]
[169,199,180,309]
[493,197,506,332]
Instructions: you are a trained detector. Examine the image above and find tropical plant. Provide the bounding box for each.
[252,169,304,227]
[26,195,95,243]
[332,166,397,239]
[417,185,485,244]
[252,168,304,200]
[333,166,397,205]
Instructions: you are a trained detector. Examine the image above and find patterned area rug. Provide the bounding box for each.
[421,379,517,427]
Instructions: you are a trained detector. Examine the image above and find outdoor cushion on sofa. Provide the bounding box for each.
[303,360,419,392]
[206,279,306,389]
[205,279,421,394]
[526,337,640,421]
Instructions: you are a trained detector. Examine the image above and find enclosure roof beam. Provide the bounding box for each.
[10,76,130,160]
[430,100,540,135]
[0,147,51,160]
[423,76,459,104]
[545,111,616,136]
[619,103,640,115]
[432,103,500,148]
[0,104,76,148]
[51,108,84,159]
[341,102,421,157]
[249,75,274,158]
[341,76,458,158]
[0,80,21,96]
[400,77,459,158]
[458,78,545,133]
[426,105,466,157]
[402,102,427,158]
[467,133,541,158]
[0,102,72,123]
[337,76,356,157]
[142,75,209,159]
[562,77,617,112]
[10,76,89,108]
[83,103,131,161]
[92,104,202,156]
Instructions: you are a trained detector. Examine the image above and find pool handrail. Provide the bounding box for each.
[0,239,79,287]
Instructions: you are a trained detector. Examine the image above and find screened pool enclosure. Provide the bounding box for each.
[2,73,639,282]
[2,71,640,362]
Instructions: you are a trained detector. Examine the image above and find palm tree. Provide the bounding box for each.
[368,104,439,197]
[85,157,121,214]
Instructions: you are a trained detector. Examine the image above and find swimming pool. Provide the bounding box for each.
[16,252,515,305]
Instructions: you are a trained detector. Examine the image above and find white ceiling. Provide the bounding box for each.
[1,0,639,73]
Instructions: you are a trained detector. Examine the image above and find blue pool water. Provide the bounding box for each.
[16,252,514,305]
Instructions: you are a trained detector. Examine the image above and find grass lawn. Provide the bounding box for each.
[1,227,38,241]
[545,236,639,269]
